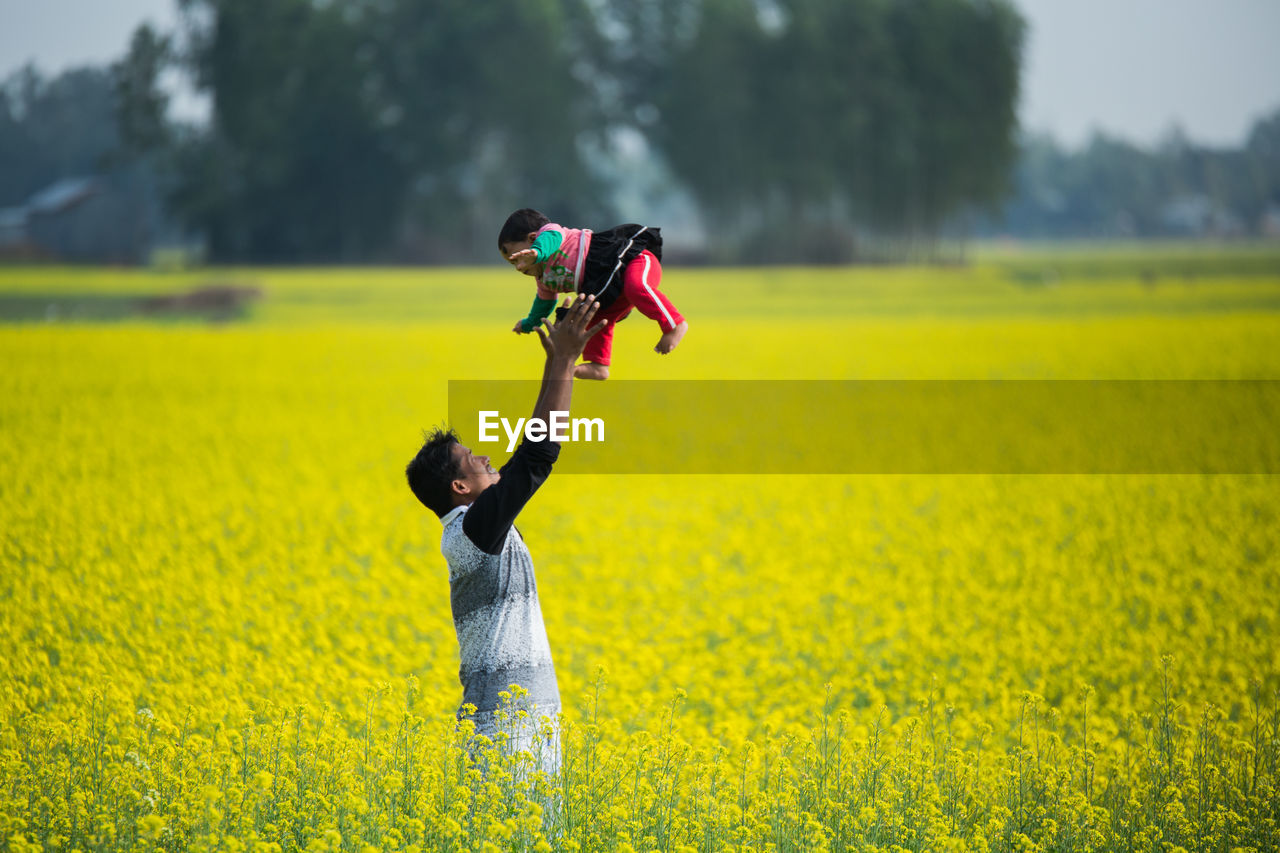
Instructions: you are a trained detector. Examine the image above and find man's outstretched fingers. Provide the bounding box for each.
[567,294,598,327]
[577,297,604,335]
[576,302,602,334]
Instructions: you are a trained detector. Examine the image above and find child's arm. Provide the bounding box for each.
[530,229,562,260]
[514,295,557,333]
[508,229,564,272]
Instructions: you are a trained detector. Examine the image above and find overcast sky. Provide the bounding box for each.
[2,0,1278,149]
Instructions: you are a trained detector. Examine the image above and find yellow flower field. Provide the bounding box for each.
[2,250,1278,851]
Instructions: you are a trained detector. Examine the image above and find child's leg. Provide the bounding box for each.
[622,251,688,354]
[574,362,609,380]
[622,251,683,332]
[577,311,619,380]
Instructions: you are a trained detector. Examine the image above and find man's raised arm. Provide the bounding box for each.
[461,296,604,554]
[529,295,603,425]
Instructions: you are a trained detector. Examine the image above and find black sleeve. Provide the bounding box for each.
[461,438,561,555]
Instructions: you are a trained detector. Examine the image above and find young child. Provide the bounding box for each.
[499,208,688,380]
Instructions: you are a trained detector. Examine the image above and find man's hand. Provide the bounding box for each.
[535,295,606,366]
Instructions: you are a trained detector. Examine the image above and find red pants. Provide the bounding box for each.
[582,250,684,366]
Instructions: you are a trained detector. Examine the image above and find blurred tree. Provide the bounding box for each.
[747,0,908,260]
[0,66,120,206]
[152,0,610,262]
[1075,133,1165,235]
[13,3,1276,260]
[606,0,1024,260]
[648,0,763,258]
[986,107,1280,239]
[104,0,1279,259]
[880,0,1023,242]
[361,0,610,261]
[114,24,172,156]
[1242,111,1280,226]
[171,0,406,261]
[0,63,169,261]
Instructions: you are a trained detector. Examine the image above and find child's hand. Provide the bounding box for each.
[508,248,538,273]
[513,319,528,334]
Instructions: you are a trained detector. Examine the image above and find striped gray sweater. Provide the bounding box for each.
[438,439,561,727]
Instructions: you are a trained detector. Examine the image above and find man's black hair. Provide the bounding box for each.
[406,427,462,517]
[498,208,550,250]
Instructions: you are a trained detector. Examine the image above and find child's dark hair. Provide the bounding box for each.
[498,208,550,250]
[406,426,462,517]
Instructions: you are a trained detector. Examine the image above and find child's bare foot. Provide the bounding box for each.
[574,362,609,381]
[655,320,688,354]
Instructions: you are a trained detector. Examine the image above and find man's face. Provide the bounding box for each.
[451,442,499,504]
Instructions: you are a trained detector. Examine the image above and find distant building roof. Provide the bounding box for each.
[0,207,26,229]
[27,177,99,215]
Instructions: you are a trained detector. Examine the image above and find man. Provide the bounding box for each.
[405,295,604,774]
